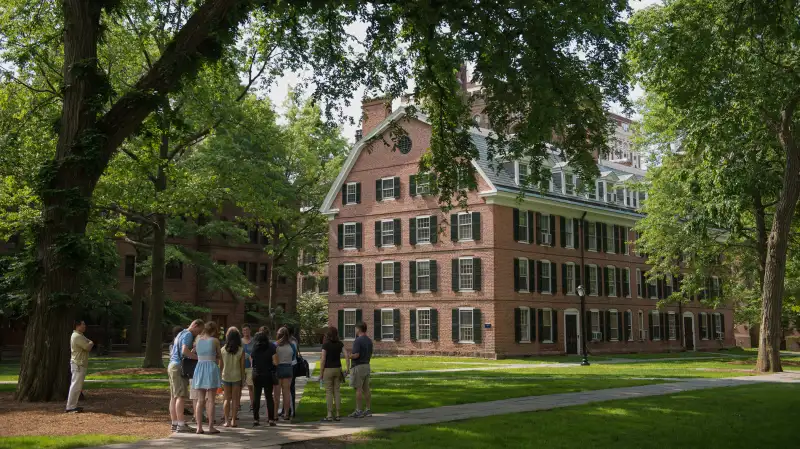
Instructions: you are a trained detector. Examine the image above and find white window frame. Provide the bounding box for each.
[381,177,395,201]
[605,226,615,254]
[458,213,473,242]
[416,259,431,292]
[565,173,576,195]
[381,219,395,247]
[649,277,658,300]
[344,308,357,340]
[623,268,631,298]
[652,311,661,341]
[609,309,619,341]
[665,273,674,297]
[638,310,645,341]
[458,307,475,343]
[417,308,432,341]
[416,174,431,196]
[416,216,431,244]
[381,261,395,293]
[607,265,617,297]
[552,171,563,193]
[542,308,554,343]
[566,263,576,295]
[587,221,597,251]
[516,162,530,186]
[623,227,630,254]
[518,211,529,243]
[345,182,358,204]
[590,309,601,341]
[589,265,599,296]
[344,263,357,295]
[714,313,723,340]
[700,313,709,340]
[711,276,721,298]
[626,310,634,342]
[636,268,642,298]
[520,306,531,342]
[519,258,530,292]
[565,217,574,248]
[668,312,677,340]
[541,214,552,245]
[343,222,357,250]
[541,259,552,294]
[381,308,395,340]
[459,257,474,291]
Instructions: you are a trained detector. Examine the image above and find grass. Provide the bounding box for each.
[0,357,168,382]
[0,380,168,393]
[350,383,800,449]
[298,370,663,421]
[606,351,721,360]
[0,435,140,449]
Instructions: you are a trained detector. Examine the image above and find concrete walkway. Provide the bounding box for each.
[91,371,800,449]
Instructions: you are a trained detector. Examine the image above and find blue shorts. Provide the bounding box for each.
[222,380,241,387]
[277,364,293,379]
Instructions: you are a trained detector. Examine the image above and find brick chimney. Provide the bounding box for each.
[361,96,392,137]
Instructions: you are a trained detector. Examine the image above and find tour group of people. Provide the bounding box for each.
[66,316,375,435]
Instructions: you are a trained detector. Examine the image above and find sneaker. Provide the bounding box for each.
[269,420,277,427]
[171,424,177,432]
[363,409,373,417]
[334,416,341,422]
[65,408,81,414]
[252,421,260,427]
[348,410,363,418]
[175,424,195,433]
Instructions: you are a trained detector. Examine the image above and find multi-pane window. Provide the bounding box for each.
[343,223,357,249]
[458,213,473,241]
[381,178,395,200]
[623,268,631,297]
[591,311,601,341]
[588,222,597,251]
[344,264,357,294]
[517,163,530,184]
[417,309,431,341]
[416,174,431,195]
[638,310,645,340]
[649,278,658,299]
[382,262,395,293]
[541,214,551,245]
[589,265,599,296]
[566,263,575,294]
[344,310,356,339]
[668,313,677,340]
[518,212,529,242]
[623,227,630,254]
[610,310,619,341]
[552,171,562,193]
[459,258,474,290]
[626,310,633,341]
[606,183,616,203]
[381,309,394,340]
[382,220,395,246]
[711,277,721,298]
[615,187,625,206]
[636,269,642,297]
[565,218,574,247]
[714,313,723,340]
[700,313,708,339]
[541,261,551,294]
[565,174,575,195]
[519,259,530,291]
[665,274,674,297]
[417,260,431,292]
[652,311,661,340]
[542,309,553,342]
[605,227,615,254]
[520,308,531,342]
[319,276,328,294]
[416,216,431,243]
[459,309,474,342]
[607,266,617,297]
[346,183,357,204]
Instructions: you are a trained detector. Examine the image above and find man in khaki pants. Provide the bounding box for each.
[168,319,204,433]
[66,319,93,413]
[346,322,373,418]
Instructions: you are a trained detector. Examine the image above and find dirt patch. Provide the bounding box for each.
[92,367,166,376]
[0,388,172,439]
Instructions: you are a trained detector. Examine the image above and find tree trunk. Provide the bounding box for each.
[756,105,800,373]
[749,325,760,349]
[753,193,767,285]
[127,248,148,353]
[143,213,166,367]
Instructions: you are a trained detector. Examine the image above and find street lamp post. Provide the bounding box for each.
[105,300,111,356]
[577,285,590,366]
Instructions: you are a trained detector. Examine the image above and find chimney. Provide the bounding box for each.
[361,96,392,137]
[355,129,363,142]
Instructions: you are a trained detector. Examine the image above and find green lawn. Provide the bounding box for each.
[0,380,168,393]
[606,351,721,360]
[298,370,663,421]
[0,357,167,382]
[0,435,139,449]
[350,383,799,449]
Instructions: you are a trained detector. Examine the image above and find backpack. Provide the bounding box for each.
[293,354,310,378]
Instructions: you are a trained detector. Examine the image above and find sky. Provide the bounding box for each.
[265,0,662,142]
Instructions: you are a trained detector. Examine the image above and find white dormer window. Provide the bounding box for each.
[516,162,531,186]
[565,174,575,195]
[606,184,616,203]
[551,171,562,193]
[597,181,605,202]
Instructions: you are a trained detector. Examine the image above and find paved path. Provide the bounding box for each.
[90,371,800,449]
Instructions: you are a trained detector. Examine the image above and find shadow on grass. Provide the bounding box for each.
[0,435,139,449]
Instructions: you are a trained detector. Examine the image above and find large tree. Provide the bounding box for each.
[629,0,800,371]
[2,0,630,400]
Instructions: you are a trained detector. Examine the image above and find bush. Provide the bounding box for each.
[296,292,328,345]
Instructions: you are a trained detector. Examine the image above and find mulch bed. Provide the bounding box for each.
[0,388,173,439]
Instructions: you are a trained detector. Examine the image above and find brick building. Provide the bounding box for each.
[319,99,733,358]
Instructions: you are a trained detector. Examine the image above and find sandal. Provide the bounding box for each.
[208,429,220,434]
[196,430,205,435]
[321,417,333,422]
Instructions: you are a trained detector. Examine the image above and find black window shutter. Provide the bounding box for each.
[661,312,667,338]
[720,314,726,340]
[561,263,567,294]
[514,308,522,343]
[618,312,624,341]
[409,261,417,293]
[374,310,381,341]
[375,263,382,293]
[393,262,401,292]
[585,310,592,340]
[431,309,439,341]
[355,264,363,294]
[598,265,605,296]
[613,225,620,253]
[595,222,602,250]
[536,212,542,244]
[560,216,566,247]
[375,221,381,248]
[450,214,458,241]
[472,212,481,241]
[410,218,417,245]
[337,265,344,294]
[355,309,362,325]
[621,226,627,253]
[474,258,482,290]
[430,260,438,292]
[341,185,345,206]
[640,270,647,297]
[537,261,543,293]
[538,308,544,343]
[551,310,558,343]
[605,310,612,341]
[573,220,580,249]
[393,309,401,341]
[337,224,343,250]
[597,310,604,341]
[603,267,610,296]
[583,220,590,249]
[550,262,557,293]
[410,175,417,197]
[527,211,534,242]
[513,209,520,241]
[623,311,631,341]
[375,179,383,201]
[356,182,361,203]
[576,264,582,289]
[549,215,556,243]
[675,314,682,341]
[338,310,344,338]
[529,259,536,292]
[658,278,664,299]
[430,216,438,243]
[394,219,401,245]
[473,309,482,343]
[514,258,520,292]
[601,223,608,252]
[584,265,590,292]
[356,223,363,249]
[393,176,400,198]
[710,314,717,339]
[452,309,459,342]
[648,312,654,340]
[410,309,417,342]
[616,268,622,297]
[452,259,459,292]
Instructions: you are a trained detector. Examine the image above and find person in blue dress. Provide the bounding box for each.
[192,321,222,434]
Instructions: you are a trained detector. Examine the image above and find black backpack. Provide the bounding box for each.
[293,355,310,378]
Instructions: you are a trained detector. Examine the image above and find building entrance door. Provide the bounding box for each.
[684,316,694,350]
[566,314,579,354]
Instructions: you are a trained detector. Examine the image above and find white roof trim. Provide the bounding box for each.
[472,160,497,194]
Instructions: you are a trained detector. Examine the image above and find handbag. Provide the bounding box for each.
[181,357,197,379]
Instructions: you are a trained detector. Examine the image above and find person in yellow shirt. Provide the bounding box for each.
[66,319,93,413]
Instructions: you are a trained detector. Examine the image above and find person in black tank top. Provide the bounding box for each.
[319,327,349,421]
